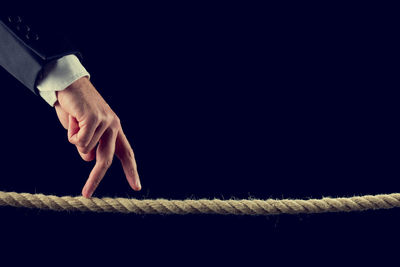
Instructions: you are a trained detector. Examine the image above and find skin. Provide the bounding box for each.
[54,76,141,198]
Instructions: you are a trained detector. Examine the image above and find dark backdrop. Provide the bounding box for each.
[0,3,398,265]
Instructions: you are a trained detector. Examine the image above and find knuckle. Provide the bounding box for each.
[126,148,135,160]
[100,112,108,122]
[100,159,112,169]
[110,116,120,132]
[114,115,121,127]
[92,115,102,127]
[91,178,101,188]
[77,138,88,147]
[80,146,90,154]
[105,113,115,125]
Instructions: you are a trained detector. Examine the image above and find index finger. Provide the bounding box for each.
[115,127,141,191]
[82,128,117,198]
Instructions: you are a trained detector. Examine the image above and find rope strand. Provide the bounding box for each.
[1,190,400,215]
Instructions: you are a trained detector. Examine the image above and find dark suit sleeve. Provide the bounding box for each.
[0,16,82,96]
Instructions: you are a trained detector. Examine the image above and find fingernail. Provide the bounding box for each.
[136,179,141,190]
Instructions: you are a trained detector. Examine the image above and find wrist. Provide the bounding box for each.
[57,76,88,96]
[66,75,89,90]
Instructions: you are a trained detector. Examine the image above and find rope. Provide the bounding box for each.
[1,190,400,215]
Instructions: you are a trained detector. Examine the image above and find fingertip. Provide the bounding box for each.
[128,178,141,191]
[82,187,92,199]
[136,179,142,191]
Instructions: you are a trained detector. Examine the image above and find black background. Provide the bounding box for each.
[0,3,399,265]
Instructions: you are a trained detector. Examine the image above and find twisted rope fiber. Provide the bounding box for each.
[1,191,400,215]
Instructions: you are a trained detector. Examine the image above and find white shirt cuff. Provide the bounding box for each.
[36,54,90,107]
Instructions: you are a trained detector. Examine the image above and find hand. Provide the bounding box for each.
[54,76,141,198]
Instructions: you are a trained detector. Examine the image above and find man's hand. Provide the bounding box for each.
[54,76,141,198]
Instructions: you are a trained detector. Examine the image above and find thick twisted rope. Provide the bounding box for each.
[1,190,400,215]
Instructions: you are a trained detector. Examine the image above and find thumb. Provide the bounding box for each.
[68,114,80,145]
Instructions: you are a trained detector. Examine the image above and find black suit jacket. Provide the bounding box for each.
[0,15,81,96]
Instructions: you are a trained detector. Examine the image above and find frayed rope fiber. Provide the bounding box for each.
[1,190,400,215]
